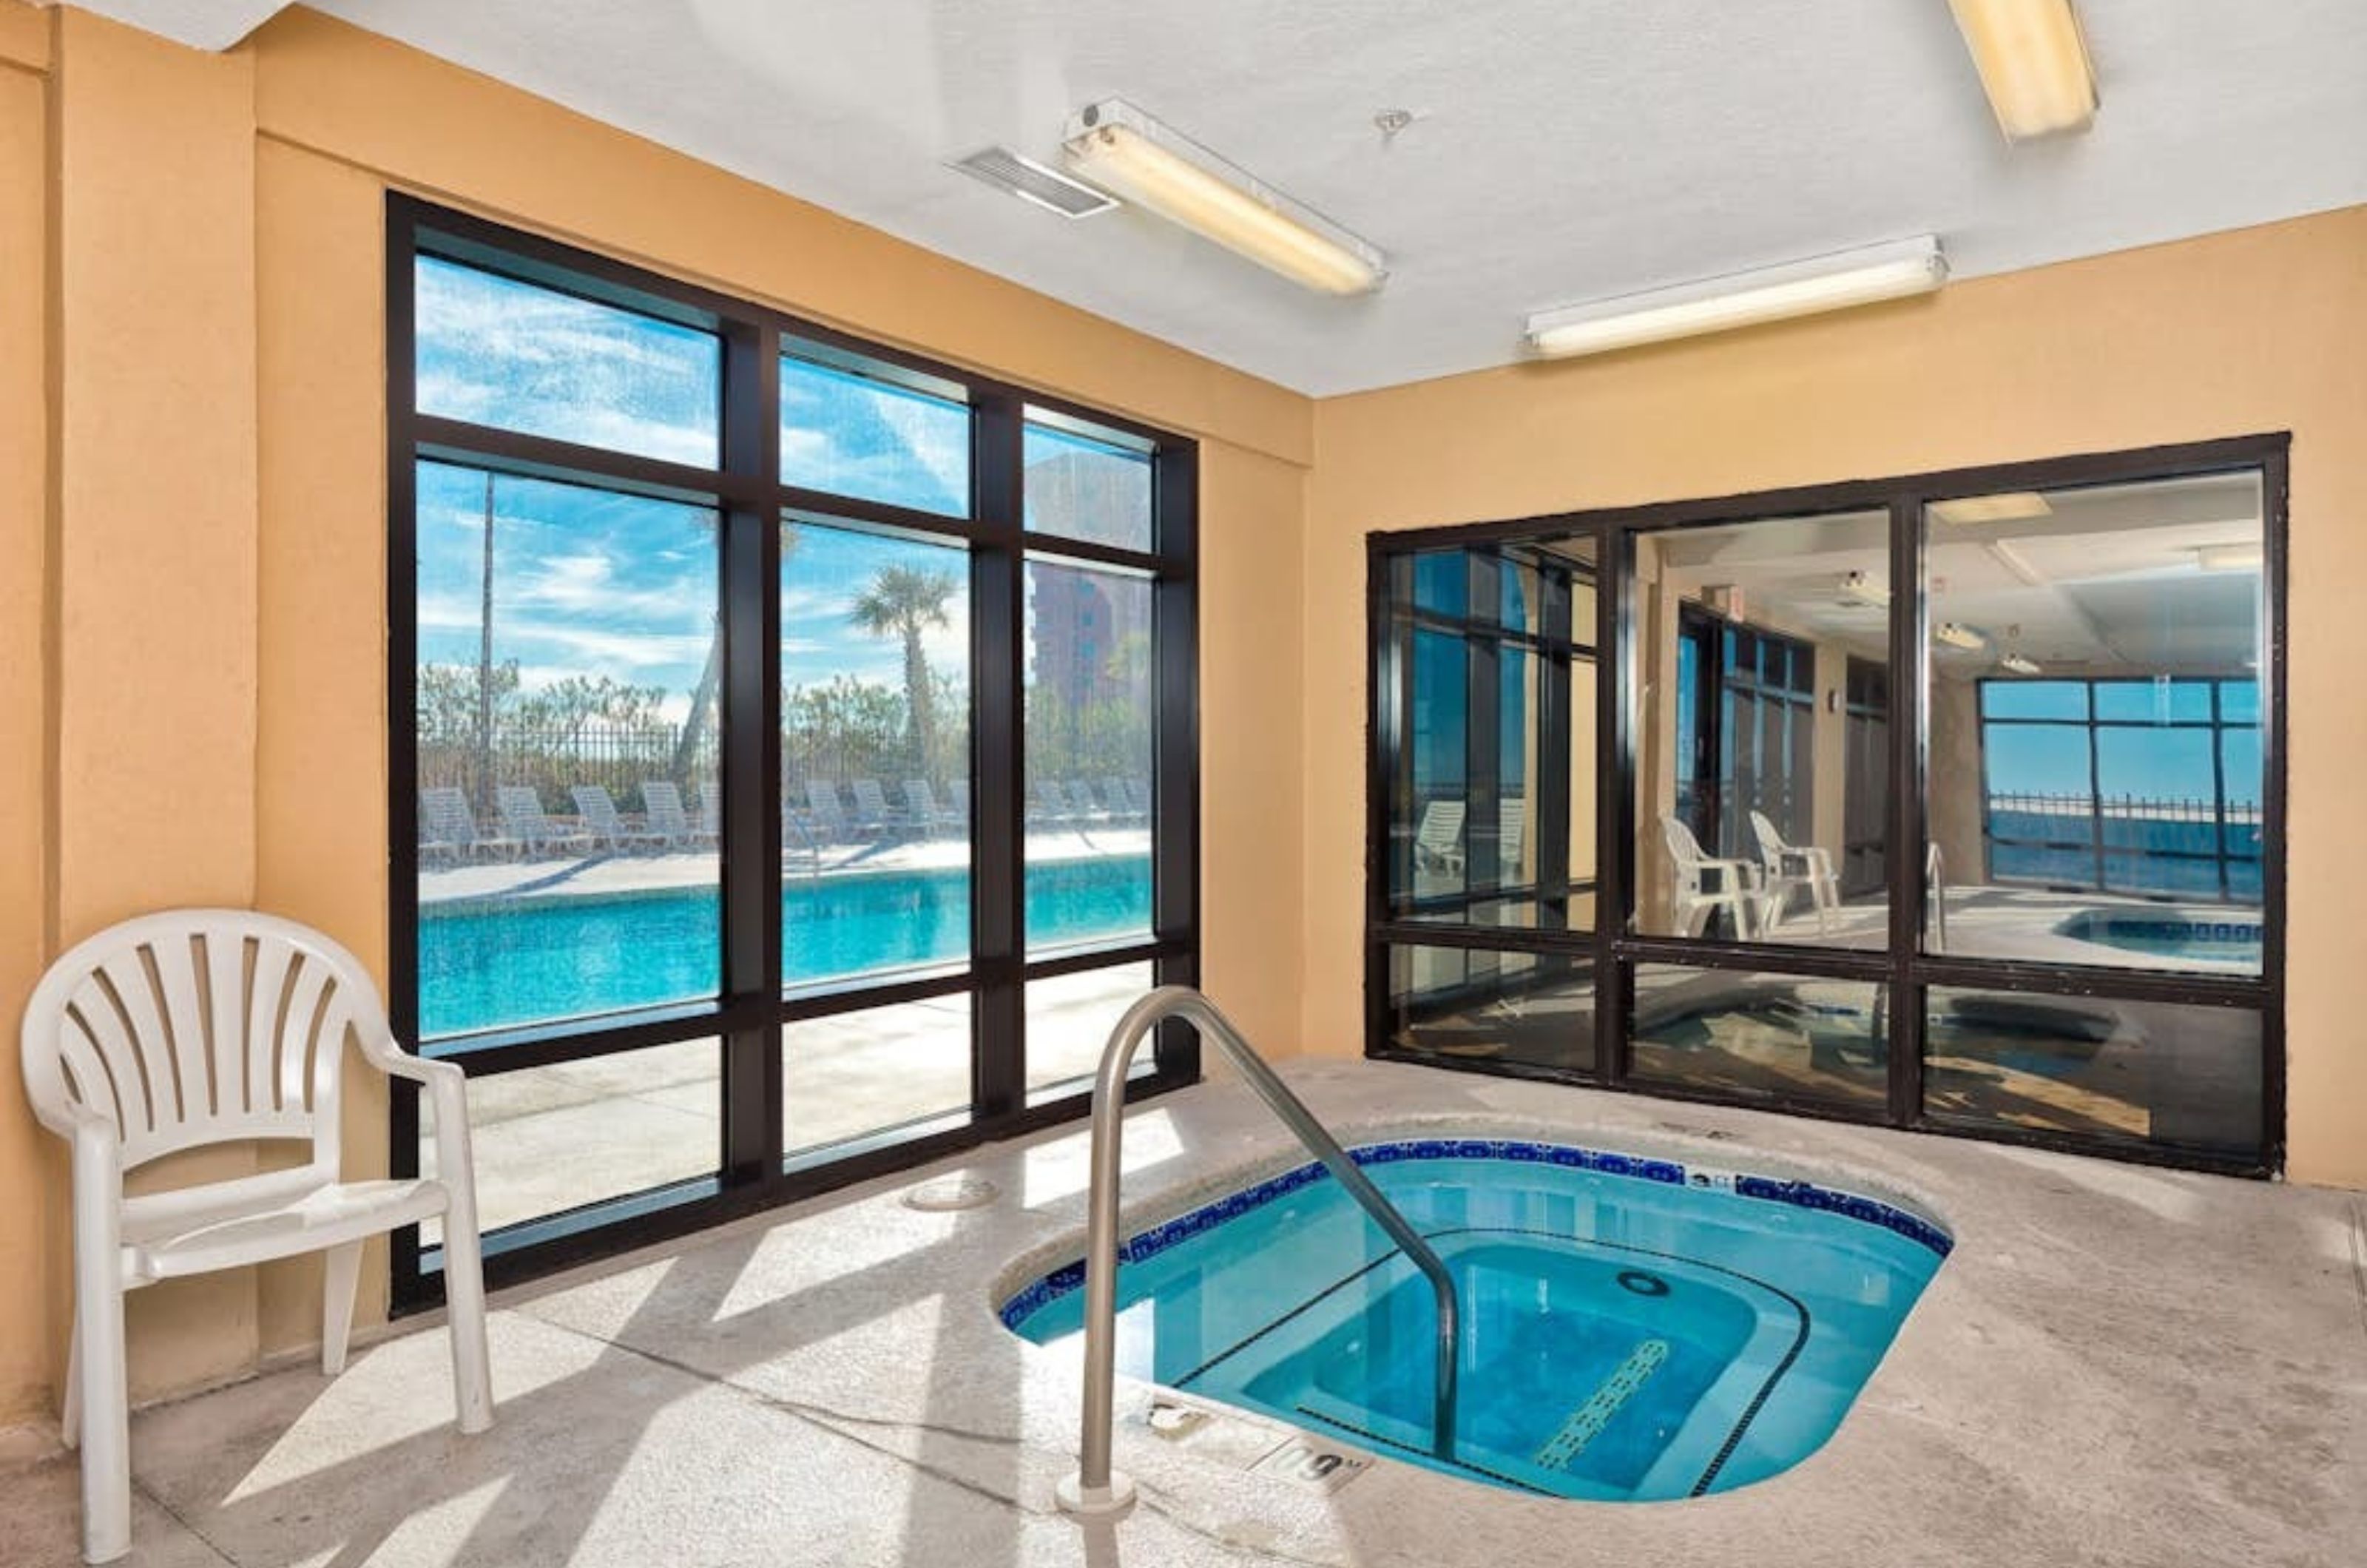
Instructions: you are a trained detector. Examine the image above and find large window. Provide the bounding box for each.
[1370,439,2283,1176]
[391,200,1197,1300]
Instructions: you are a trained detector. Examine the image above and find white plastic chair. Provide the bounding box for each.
[19,910,494,1564]
[1660,816,1762,939]
[1413,800,1468,876]
[1749,809,1840,934]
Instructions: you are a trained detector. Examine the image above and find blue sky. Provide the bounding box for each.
[413,254,1160,719]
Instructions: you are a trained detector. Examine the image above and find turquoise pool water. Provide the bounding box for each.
[1004,1140,1948,1502]
[419,854,1150,1038]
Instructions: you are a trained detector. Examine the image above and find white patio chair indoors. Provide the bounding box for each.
[1498,797,1527,882]
[1749,808,1840,934]
[1661,816,1762,939]
[570,784,666,854]
[20,909,493,1564]
[495,785,594,859]
[1413,800,1468,876]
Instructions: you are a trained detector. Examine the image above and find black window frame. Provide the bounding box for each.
[1366,433,2287,1179]
[387,196,1200,1308]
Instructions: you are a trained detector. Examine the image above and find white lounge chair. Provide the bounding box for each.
[419,786,515,862]
[698,780,723,846]
[904,779,962,837]
[496,785,593,859]
[1414,800,1467,875]
[848,777,905,837]
[641,780,699,850]
[1749,809,1840,934]
[570,785,667,854]
[806,779,858,845]
[947,779,972,822]
[1033,778,1077,825]
[1661,816,1761,939]
[21,910,494,1564]
[1498,797,1527,882]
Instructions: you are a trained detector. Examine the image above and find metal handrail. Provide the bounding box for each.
[1056,986,1459,1517]
[1927,842,1949,948]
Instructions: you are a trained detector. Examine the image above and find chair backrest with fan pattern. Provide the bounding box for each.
[19,910,387,1172]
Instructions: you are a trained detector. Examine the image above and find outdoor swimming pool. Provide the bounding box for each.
[1003,1140,1948,1501]
[419,854,1150,1038]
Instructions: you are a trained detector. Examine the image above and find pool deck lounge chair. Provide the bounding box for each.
[420,786,517,862]
[570,785,668,854]
[848,777,905,838]
[639,781,700,851]
[904,779,962,837]
[496,786,595,859]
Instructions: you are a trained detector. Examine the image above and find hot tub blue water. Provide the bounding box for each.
[419,854,1150,1038]
[1002,1140,1948,1502]
[2054,910,2262,968]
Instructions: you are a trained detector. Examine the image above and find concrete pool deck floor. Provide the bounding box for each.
[5,1060,2362,1567]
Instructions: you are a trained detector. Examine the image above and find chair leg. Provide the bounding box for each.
[321,1242,364,1376]
[61,1322,79,1450]
[74,1276,130,1564]
[439,1211,496,1435]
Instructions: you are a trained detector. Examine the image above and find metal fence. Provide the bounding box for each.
[1984,791,2263,900]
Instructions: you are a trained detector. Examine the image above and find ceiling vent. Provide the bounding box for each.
[948,147,1118,219]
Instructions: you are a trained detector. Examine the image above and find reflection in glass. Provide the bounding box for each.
[415,255,720,467]
[780,348,970,516]
[1024,558,1154,953]
[424,1038,720,1242]
[1027,962,1156,1101]
[1024,415,1154,552]
[1632,512,1891,948]
[780,524,972,983]
[785,996,971,1155]
[1630,966,1888,1109]
[413,462,721,1038]
[1384,946,1594,1074]
[1924,988,2261,1157]
[1925,473,2264,973]
[1382,538,1598,932]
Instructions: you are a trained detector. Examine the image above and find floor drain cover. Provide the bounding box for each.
[903,1176,999,1212]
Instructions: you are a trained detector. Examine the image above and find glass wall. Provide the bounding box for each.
[1380,538,1598,935]
[394,203,1198,1300]
[1925,473,2266,974]
[1369,444,2280,1176]
[1631,510,1890,949]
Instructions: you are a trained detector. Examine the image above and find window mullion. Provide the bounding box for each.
[972,393,1026,1120]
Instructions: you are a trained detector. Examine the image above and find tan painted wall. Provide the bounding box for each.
[1307,206,2367,1189]
[0,3,1312,1427]
[0,22,52,1427]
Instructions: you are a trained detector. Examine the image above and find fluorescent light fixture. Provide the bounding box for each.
[1936,621,1988,651]
[1999,653,2043,675]
[2196,544,2264,571]
[1062,99,1386,295]
[1524,237,1946,360]
[1947,0,2098,141]
[1931,492,2053,527]
[1839,570,1891,608]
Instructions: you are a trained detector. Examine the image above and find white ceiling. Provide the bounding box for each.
[1648,473,2265,675]
[79,1,2367,396]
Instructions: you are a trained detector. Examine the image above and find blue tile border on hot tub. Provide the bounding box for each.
[997,1137,1952,1329]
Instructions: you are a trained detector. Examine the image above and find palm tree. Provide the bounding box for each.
[851,564,959,770]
